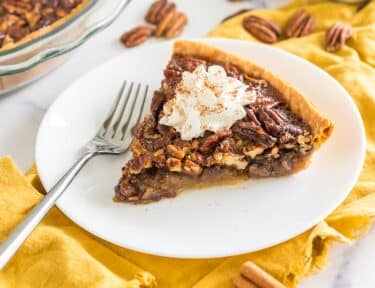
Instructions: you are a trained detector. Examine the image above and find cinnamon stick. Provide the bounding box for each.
[240,261,286,288]
[234,275,259,288]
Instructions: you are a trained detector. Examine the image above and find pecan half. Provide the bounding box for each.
[233,121,276,146]
[201,130,233,152]
[325,22,352,52]
[145,0,176,25]
[121,25,154,48]
[242,15,281,43]
[165,12,188,39]
[145,0,164,24]
[154,9,175,37]
[285,9,316,38]
[245,107,261,125]
[156,1,176,24]
[155,10,188,39]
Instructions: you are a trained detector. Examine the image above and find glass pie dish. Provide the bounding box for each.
[0,0,132,96]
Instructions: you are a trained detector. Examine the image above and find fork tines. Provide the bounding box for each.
[100,81,148,141]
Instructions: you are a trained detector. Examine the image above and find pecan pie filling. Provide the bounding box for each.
[115,54,315,204]
[0,0,87,50]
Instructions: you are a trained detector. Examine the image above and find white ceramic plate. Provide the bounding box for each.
[36,38,366,258]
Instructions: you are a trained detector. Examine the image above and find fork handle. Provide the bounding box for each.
[0,152,95,270]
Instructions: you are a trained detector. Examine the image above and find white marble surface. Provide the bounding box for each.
[0,0,374,287]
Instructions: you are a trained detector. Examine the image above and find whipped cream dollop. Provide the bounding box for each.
[159,64,257,140]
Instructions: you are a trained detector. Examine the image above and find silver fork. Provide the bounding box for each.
[0,81,148,270]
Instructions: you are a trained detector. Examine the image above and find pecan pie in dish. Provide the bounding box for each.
[0,0,89,51]
[115,40,333,204]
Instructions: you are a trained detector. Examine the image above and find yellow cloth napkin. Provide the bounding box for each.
[1,1,375,287]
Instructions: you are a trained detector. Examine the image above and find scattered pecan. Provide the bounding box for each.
[357,0,370,11]
[221,8,252,23]
[325,22,352,52]
[201,130,233,152]
[154,10,188,39]
[121,25,154,48]
[165,12,188,39]
[285,9,316,38]
[242,15,281,43]
[145,0,166,24]
[145,0,176,25]
[156,1,176,24]
[154,9,175,36]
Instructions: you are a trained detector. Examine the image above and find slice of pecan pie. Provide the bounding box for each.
[115,40,333,204]
[0,0,89,51]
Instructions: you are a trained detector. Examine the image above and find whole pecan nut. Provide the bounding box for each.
[145,0,166,24]
[242,15,281,43]
[145,0,176,25]
[165,12,188,39]
[325,22,352,52]
[121,25,154,48]
[154,10,188,38]
[285,9,316,38]
[156,1,176,24]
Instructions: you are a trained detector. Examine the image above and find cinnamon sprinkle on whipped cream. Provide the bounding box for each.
[159,64,257,140]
